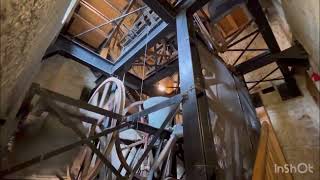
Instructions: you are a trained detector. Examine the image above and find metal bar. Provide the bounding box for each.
[61,107,99,124]
[249,67,279,91]
[126,93,184,122]
[193,13,217,51]
[112,21,171,74]
[132,122,172,139]
[98,0,136,51]
[47,35,114,73]
[0,122,130,177]
[79,0,129,33]
[224,20,254,48]
[144,57,178,85]
[176,10,215,180]
[102,0,121,14]
[187,0,211,15]
[118,147,133,172]
[235,44,309,74]
[73,13,107,37]
[232,31,260,65]
[46,101,123,178]
[246,0,294,86]
[44,35,148,92]
[74,6,147,38]
[147,139,163,180]
[245,77,284,83]
[235,51,272,74]
[227,48,268,52]
[129,104,180,179]
[142,0,176,24]
[227,29,259,49]
[32,83,123,120]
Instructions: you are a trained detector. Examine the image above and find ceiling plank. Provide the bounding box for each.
[68,14,107,48]
[85,0,120,19]
[78,2,113,34]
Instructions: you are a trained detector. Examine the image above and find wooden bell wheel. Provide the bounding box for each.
[70,77,132,179]
[69,77,176,180]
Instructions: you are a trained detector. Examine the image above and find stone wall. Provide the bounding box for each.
[4,55,97,178]
[0,0,73,149]
[220,3,320,179]
[260,74,320,180]
[35,55,96,99]
[270,0,320,73]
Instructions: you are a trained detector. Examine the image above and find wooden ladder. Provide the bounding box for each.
[252,107,293,180]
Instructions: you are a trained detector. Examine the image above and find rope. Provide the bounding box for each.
[139,26,151,100]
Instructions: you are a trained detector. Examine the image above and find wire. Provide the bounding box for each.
[139,26,151,100]
[74,6,147,38]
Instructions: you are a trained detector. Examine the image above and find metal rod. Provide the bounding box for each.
[150,134,177,175]
[33,83,123,120]
[118,147,133,172]
[74,6,147,38]
[176,10,216,180]
[46,101,123,178]
[233,31,260,65]
[227,29,259,49]
[224,20,254,46]
[98,0,136,51]
[147,140,163,180]
[129,105,180,179]
[245,77,284,83]
[249,67,279,91]
[0,122,130,177]
[126,93,184,122]
[102,0,121,14]
[227,48,268,52]
[79,0,129,33]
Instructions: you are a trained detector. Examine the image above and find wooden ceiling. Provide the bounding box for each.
[64,1,250,62]
[65,0,142,61]
[63,1,264,94]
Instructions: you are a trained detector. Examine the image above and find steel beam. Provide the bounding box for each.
[45,35,114,73]
[132,122,172,139]
[144,57,179,85]
[126,93,184,122]
[235,44,309,74]
[246,1,280,53]
[187,0,211,15]
[142,0,176,24]
[32,83,124,120]
[112,21,172,74]
[44,35,146,90]
[176,10,215,180]
[44,35,176,96]
[246,0,299,91]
